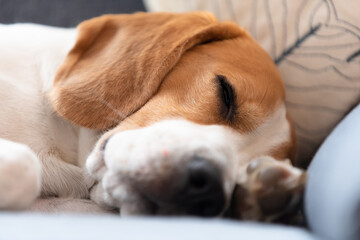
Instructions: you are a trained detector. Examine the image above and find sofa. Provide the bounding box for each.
[0,1,359,239]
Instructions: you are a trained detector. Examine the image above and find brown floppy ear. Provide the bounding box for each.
[50,12,245,129]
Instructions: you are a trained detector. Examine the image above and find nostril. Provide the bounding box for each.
[189,166,209,191]
[183,157,225,217]
[187,157,220,190]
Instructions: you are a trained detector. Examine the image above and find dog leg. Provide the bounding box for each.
[232,156,306,221]
[39,154,94,199]
[0,139,41,210]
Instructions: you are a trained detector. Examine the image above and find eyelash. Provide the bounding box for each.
[216,75,235,121]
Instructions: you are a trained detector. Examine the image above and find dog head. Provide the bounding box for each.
[50,12,297,218]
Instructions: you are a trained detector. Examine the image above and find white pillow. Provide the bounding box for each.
[144,0,360,167]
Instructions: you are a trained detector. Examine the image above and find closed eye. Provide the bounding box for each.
[216,75,236,121]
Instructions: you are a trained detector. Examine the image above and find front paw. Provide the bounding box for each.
[86,129,160,215]
[0,139,41,210]
[90,177,155,216]
[231,156,306,221]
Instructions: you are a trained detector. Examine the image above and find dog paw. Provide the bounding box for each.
[232,156,306,221]
[90,172,155,216]
[0,139,41,210]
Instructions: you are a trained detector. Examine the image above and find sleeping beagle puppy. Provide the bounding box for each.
[0,12,305,221]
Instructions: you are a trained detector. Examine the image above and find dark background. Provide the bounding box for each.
[0,0,146,27]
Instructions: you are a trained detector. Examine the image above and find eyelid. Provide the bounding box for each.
[216,75,236,121]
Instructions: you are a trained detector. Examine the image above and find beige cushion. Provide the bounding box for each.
[144,0,360,167]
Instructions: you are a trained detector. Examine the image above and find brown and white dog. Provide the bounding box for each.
[0,12,305,221]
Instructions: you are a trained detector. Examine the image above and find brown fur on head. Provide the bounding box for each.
[50,13,244,128]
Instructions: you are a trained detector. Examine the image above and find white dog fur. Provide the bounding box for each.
[0,24,95,209]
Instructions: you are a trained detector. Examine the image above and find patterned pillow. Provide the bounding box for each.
[144,0,360,167]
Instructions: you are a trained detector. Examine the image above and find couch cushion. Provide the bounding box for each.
[305,104,360,240]
[0,213,318,240]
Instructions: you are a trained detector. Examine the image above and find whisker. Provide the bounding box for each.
[259,83,269,105]
[105,117,123,125]
[58,82,142,127]
[99,99,140,127]
[100,99,127,120]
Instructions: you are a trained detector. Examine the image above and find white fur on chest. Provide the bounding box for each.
[0,23,96,166]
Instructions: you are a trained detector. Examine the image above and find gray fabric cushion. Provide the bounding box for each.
[0,0,146,27]
[0,213,318,240]
[305,104,360,240]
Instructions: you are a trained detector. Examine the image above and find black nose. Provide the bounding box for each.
[178,157,225,217]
